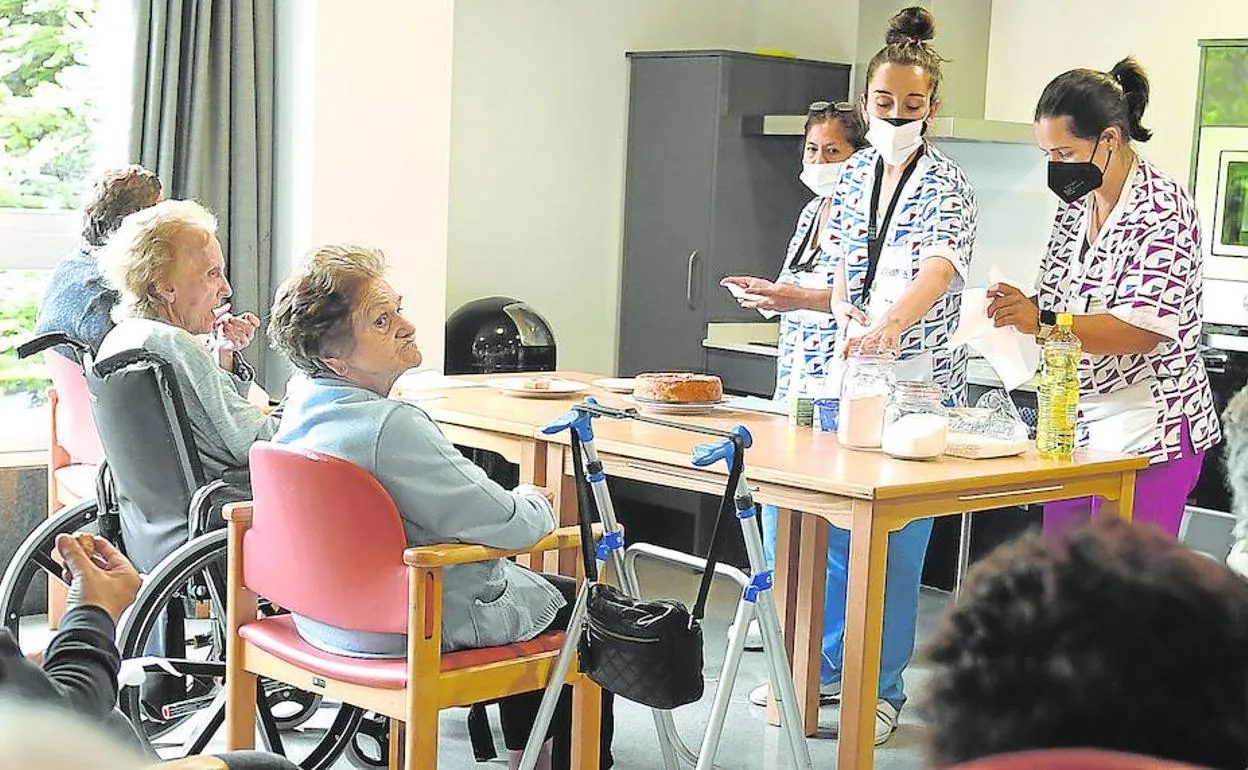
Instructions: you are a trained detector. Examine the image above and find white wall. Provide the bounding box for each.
[445,1,858,375]
[985,0,1248,181]
[272,0,453,376]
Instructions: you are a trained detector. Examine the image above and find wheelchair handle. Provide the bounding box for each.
[17,332,90,360]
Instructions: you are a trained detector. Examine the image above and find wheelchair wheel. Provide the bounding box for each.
[0,498,99,644]
[344,713,390,769]
[116,530,363,770]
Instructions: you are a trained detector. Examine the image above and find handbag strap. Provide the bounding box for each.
[569,427,747,622]
[569,429,600,583]
[690,440,745,621]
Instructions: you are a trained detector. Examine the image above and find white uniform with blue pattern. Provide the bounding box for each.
[822,143,978,404]
[774,196,838,401]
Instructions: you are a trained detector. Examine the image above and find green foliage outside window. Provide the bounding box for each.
[0,0,99,209]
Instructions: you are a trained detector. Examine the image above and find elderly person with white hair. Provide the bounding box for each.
[96,199,277,492]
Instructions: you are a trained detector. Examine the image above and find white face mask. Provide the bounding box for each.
[866,114,927,166]
[799,161,844,197]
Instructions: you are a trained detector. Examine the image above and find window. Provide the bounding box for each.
[0,0,127,454]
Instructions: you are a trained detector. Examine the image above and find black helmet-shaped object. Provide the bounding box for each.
[444,297,556,375]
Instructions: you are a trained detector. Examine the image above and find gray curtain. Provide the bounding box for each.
[130,0,277,383]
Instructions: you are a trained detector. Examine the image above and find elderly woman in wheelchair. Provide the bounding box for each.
[96,198,276,497]
[266,244,614,770]
[1,203,355,767]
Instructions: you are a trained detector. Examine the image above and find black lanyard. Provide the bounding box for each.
[791,199,831,273]
[862,148,925,305]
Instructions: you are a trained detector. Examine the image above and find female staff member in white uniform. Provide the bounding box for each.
[989,59,1219,538]
[734,7,978,745]
[722,101,867,398]
[722,104,867,651]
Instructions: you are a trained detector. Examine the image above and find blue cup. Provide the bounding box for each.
[813,398,839,432]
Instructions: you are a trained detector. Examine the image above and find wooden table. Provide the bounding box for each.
[413,372,1145,769]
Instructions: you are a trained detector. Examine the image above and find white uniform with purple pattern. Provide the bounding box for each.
[1035,156,1220,463]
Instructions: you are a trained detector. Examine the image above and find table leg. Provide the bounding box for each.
[549,442,580,577]
[1099,470,1136,523]
[791,513,828,737]
[767,507,800,727]
[838,500,887,770]
[517,440,548,570]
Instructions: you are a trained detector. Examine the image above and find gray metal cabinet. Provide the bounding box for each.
[617,51,851,377]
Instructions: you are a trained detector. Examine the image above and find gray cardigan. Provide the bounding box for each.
[273,378,563,656]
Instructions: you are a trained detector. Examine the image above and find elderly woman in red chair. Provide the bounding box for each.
[266,244,613,770]
[921,518,1248,770]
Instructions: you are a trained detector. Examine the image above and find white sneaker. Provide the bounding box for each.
[747,685,900,746]
[829,698,899,746]
[747,680,840,707]
[727,618,764,651]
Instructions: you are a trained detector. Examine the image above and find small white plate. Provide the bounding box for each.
[488,377,588,399]
[592,377,636,394]
[626,395,725,415]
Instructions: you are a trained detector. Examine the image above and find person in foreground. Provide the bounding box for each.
[0,533,296,770]
[267,244,614,770]
[921,517,1248,770]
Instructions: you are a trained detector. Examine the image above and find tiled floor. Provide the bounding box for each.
[19,559,950,769]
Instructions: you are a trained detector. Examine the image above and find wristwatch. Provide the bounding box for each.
[1036,309,1058,342]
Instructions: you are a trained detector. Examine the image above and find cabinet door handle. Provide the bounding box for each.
[686,250,699,309]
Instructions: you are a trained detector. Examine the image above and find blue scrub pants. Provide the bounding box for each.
[760,503,932,708]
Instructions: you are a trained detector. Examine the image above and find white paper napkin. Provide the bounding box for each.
[949,267,1040,391]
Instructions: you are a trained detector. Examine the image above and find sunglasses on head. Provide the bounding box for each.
[808,100,854,115]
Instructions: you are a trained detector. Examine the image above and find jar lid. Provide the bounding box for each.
[894,381,945,401]
[847,348,897,363]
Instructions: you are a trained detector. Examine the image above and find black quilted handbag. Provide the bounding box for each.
[570,429,744,710]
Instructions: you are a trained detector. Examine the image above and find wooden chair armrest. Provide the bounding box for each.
[222,501,254,525]
[403,524,602,568]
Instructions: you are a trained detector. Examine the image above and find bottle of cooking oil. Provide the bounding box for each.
[1037,313,1080,459]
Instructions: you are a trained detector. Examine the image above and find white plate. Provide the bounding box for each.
[488,377,588,399]
[626,395,725,415]
[592,377,636,394]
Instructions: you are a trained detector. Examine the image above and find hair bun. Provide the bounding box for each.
[886,6,936,45]
[1107,57,1153,142]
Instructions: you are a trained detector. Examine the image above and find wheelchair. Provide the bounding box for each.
[0,332,365,767]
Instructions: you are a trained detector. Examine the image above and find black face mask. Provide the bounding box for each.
[1048,136,1111,205]
[881,116,930,136]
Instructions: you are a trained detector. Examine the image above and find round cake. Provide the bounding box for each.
[634,373,723,404]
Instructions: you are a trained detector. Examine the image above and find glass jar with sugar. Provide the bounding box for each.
[837,351,895,450]
[882,381,949,460]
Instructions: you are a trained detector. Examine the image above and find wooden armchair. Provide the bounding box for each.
[223,442,601,769]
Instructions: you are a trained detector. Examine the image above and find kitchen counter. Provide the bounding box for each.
[701,339,1039,394]
[702,339,779,357]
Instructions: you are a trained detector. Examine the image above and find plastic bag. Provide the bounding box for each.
[946,389,1031,459]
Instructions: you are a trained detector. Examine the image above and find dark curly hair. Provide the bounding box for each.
[269,245,387,378]
[865,7,946,98]
[921,518,1248,770]
[81,165,162,247]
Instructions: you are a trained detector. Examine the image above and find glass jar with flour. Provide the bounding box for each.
[882,381,949,460]
[837,351,895,450]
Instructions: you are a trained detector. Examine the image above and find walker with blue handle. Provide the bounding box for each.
[519,400,812,770]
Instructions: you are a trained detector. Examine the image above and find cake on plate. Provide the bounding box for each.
[634,373,723,404]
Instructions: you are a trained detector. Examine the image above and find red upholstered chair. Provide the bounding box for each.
[224,442,600,769]
[949,749,1211,770]
[44,350,105,627]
